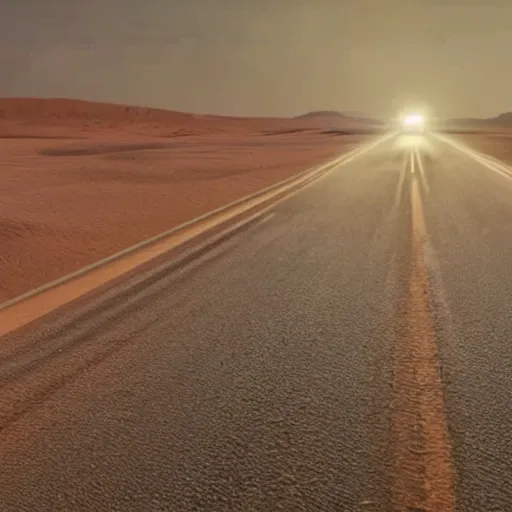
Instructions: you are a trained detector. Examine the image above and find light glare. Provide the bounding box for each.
[403,114,424,126]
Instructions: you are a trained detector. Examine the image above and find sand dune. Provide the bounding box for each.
[0,98,370,303]
[0,98,382,136]
[0,98,298,137]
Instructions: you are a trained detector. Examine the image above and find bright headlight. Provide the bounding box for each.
[403,114,424,126]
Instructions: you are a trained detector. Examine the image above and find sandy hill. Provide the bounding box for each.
[491,112,512,125]
[296,110,348,119]
[294,110,382,129]
[441,112,512,131]
[0,97,295,137]
[0,97,198,124]
[0,98,384,138]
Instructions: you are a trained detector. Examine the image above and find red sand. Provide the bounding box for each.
[0,98,370,303]
[456,133,512,165]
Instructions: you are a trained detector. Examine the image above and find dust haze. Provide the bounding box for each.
[2,1,512,118]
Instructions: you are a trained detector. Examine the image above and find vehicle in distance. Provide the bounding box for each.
[401,114,426,134]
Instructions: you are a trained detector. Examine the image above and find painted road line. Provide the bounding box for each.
[434,133,512,181]
[393,150,409,209]
[415,147,429,194]
[391,174,455,511]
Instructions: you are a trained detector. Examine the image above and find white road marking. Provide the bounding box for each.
[415,146,429,194]
[433,133,512,182]
[394,151,409,209]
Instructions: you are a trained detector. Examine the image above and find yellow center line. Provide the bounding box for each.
[391,170,455,510]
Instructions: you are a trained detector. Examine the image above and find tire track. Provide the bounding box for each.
[0,222,254,433]
[393,150,409,210]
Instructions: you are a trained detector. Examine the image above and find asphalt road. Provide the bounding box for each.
[0,133,511,511]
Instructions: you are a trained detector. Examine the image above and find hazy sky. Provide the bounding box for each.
[1,1,511,118]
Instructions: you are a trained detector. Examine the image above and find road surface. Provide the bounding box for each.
[1,132,512,511]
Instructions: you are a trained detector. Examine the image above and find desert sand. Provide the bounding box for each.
[456,133,512,165]
[0,98,371,303]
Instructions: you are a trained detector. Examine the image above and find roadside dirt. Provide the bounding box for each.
[0,99,367,302]
[456,133,512,165]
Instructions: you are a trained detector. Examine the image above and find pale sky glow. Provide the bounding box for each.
[1,1,511,118]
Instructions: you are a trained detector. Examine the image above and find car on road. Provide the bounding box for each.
[401,114,426,134]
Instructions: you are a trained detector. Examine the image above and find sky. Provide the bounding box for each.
[1,0,511,119]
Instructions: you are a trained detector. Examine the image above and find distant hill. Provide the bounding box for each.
[0,98,386,137]
[0,97,294,136]
[491,112,512,124]
[441,112,512,131]
[0,97,197,124]
[296,110,348,119]
[295,110,383,129]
